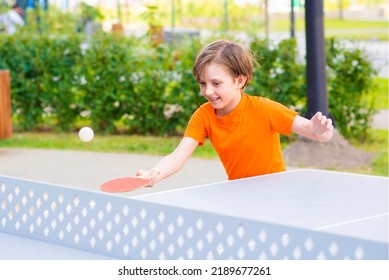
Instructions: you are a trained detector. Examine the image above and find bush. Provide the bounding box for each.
[76,34,140,133]
[326,38,377,140]
[249,37,376,140]
[249,38,306,110]
[0,33,376,139]
[0,34,83,131]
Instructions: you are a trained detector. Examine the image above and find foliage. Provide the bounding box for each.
[75,34,139,133]
[249,38,306,111]
[78,2,104,22]
[23,6,79,35]
[0,33,377,140]
[326,38,377,140]
[0,34,83,131]
[0,32,203,135]
[140,5,162,27]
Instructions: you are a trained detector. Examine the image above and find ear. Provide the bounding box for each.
[236,75,248,89]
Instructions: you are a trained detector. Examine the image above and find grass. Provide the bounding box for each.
[272,18,388,32]
[371,78,389,109]
[0,132,218,159]
[324,19,388,30]
[0,128,387,177]
[271,19,388,41]
[349,129,388,177]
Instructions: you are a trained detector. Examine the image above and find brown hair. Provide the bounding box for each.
[193,40,257,88]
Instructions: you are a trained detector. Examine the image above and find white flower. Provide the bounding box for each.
[172,71,182,81]
[131,73,140,83]
[130,72,145,84]
[163,104,183,119]
[270,69,276,78]
[43,106,53,114]
[80,110,91,117]
[275,67,284,74]
[43,105,54,116]
[122,114,135,121]
[80,76,87,85]
[80,42,89,50]
[80,42,89,55]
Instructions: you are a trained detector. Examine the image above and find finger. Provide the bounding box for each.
[326,118,333,129]
[320,115,327,125]
[325,124,334,135]
[315,111,322,121]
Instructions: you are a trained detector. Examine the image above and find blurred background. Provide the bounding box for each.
[1,0,387,39]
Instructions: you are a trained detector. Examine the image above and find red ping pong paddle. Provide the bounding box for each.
[100,177,152,193]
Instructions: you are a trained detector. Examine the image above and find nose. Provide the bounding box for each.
[203,85,213,96]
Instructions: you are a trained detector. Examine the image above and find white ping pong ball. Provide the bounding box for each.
[79,127,94,142]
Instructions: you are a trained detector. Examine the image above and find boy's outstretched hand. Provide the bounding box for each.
[304,112,333,137]
[304,112,334,141]
[292,112,334,142]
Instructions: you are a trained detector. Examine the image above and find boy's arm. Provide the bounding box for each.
[291,112,334,142]
[136,137,199,185]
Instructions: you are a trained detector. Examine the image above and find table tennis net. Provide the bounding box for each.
[0,176,387,260]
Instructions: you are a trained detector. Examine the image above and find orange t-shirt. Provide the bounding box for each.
[184,93,298,180]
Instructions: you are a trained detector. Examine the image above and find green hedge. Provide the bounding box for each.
[326,38,377,139]
[0,33,376,139]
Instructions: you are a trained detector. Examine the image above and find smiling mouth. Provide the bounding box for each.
[208,96,220,102]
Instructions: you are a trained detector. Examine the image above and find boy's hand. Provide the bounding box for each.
[304,112,333,138]
[136,169,160,187]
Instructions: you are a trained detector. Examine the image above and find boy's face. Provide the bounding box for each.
[198,62,246,117]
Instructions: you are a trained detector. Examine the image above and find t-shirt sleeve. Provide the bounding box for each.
[263,98,298,136]
[184,107,208,145]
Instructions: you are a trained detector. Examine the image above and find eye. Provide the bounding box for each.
[213,82,221,86]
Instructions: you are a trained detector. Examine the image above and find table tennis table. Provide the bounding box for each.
[0,169,388,260]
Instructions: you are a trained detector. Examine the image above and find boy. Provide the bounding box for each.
[137,40,333,184]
